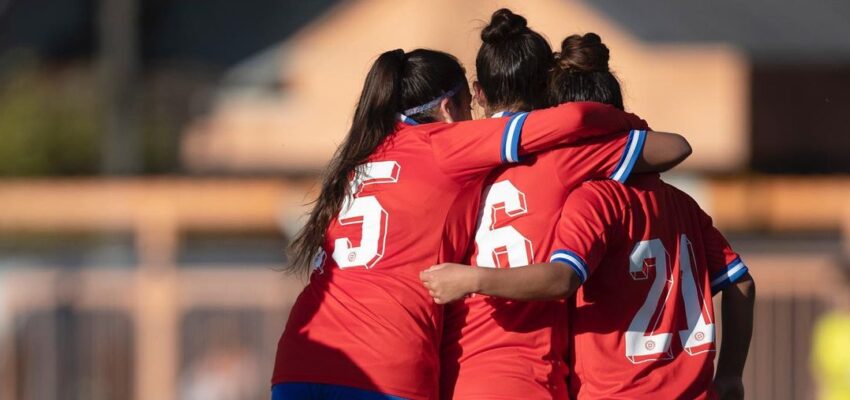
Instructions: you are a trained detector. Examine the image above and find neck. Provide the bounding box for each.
[486,103,528,117]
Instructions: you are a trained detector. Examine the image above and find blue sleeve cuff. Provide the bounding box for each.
[550,249,589,283]
[609,129,647,183]
[500,112,529,163]
[710,257,749,295]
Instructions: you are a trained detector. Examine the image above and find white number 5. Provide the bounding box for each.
[331,161,400,269]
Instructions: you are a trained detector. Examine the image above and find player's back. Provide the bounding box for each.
[271,101,647,400]
[561,174,745,399]
[274,124,479,400]
[442,152,574,400]
[441,128,646,400]
[564,174,746,399]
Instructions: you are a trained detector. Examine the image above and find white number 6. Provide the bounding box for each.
[474,180,533,268]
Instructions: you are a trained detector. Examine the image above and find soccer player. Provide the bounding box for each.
[273,48,658,400]
[422,33,756,400]
[439,10,690,400]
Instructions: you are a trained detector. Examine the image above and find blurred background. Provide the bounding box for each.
[0,0,848,399]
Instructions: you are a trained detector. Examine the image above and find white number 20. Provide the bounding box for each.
[625,235,715,363]
[331,161,400,269]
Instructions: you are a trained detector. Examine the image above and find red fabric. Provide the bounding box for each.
[550,174,743,399]
[272,103,643,400]
[441,130,643,400]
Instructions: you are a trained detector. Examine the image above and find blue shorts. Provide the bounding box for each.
[271,383,407,400]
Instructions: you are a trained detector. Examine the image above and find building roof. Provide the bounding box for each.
[587,0,850,62]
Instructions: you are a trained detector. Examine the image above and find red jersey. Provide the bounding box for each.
[548,174,749,400]
[441,110,648,400]
[272,102,645,400]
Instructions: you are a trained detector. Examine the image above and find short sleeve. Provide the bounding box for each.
[428,102,647,182]
[552,129,647,189]
[699,209,750,294]
[548,184,620,284]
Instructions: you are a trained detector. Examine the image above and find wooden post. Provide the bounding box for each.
[133,202,179,400]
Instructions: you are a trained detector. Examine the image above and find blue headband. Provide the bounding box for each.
[402,84,463,116]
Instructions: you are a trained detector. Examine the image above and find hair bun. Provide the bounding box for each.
[481,8,528,44]
[557,33,610,72]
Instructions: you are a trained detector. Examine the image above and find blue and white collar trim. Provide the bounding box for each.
[395,113,419,125]
[491,110,517,118]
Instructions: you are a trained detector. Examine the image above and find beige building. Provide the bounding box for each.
[182,0,749,173]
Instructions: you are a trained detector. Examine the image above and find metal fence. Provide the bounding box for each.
[0,178,846,400]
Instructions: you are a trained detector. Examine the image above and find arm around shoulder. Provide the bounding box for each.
[632,131,692,173]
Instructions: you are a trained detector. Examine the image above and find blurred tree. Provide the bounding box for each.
[0,55,101,176]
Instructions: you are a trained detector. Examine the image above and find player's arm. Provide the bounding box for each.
[420,261,580,304]
[714,274,755,400]
[698,209,755,399]
[632,130,691,173]
[553,129,690,188]
[429,101,648,180]
[513,102,648,156]
[420,185,616,303]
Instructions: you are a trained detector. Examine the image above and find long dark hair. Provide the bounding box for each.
[287,49,467,275]
[476,8,553,112]
[549,33,624,110]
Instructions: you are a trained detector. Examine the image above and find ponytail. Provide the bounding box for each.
[287,49,406,275]
[286,49,467,276]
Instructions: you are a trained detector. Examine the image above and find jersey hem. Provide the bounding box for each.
[272,374,426,400]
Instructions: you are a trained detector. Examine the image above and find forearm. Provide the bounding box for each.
[716,275,756,378]
[633,131,692,173]
[519,102,646,156]
[475,262,580,301]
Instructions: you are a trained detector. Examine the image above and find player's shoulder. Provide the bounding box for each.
[621,174,702,208]
[375,123,437,154]
[657,179,703,210]
[417,120,473,148]
[574,178,624,193]
[395,121,436,140]
[570,174,673,208]
[421,119,476,137]
[568,179,629,209]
